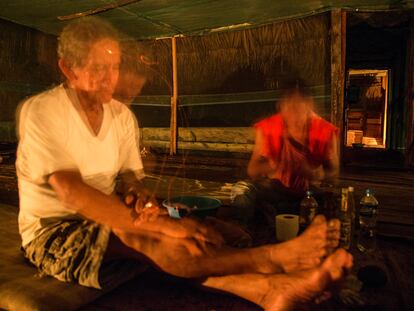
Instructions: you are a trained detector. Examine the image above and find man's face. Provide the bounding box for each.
[280,93,312,128]
[70,39,121,103]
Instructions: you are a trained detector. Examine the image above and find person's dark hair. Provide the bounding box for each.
[279,77,312,99]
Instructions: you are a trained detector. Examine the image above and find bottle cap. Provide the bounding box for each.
[348,186,354,192]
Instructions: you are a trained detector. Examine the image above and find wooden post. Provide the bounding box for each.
[170,36,178,155]
[331,9,346,161]
[406,13,414,165]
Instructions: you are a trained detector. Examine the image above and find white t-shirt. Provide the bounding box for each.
[16,84,143,246]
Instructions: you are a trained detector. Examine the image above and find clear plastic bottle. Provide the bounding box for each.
[357,189,379,252]
[299,190,318,233]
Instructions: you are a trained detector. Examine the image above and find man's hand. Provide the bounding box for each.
[123,186,166,223]
[133,215,224,255]
[299,160,325,183]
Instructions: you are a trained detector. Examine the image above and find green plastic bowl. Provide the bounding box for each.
[162,196,222,219]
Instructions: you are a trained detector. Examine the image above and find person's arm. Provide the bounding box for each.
[301,132,339,186]
[118,169,166,222]
[247,129,276,180]
[49,170,140,231]
[321,133,339,184]
[48,170,223,246]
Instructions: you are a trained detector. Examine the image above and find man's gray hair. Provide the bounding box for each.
[58,17,120,68]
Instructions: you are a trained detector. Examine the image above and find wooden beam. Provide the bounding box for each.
[142,127,255,144]
[406,13,414,166]
[57,0,142,20]
[144,140,254,153]
[170,36,178,155]
[330,9,347,161]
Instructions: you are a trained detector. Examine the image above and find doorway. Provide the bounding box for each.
[345,69,389,149]
[343,12,410,168]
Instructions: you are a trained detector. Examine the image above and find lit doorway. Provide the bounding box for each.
[344,69,389,149]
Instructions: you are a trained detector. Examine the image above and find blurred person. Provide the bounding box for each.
[231,79,339,226]
[16,18,349,310]
[113,39,152,156]
[114,39,151,105]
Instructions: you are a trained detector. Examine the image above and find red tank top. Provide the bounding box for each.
[254,114,338,192]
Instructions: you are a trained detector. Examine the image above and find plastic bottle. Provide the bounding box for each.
[357,189,379,252]
[339,188,352,250]
[299,190,318,233]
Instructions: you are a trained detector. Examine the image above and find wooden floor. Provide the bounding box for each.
[1,153,414,238]
[1,153,414,310]
[142,154,414,239]
[81,236,414,311]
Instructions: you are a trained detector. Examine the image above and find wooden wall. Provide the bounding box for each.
[142,127,254,154]
[134,13,332,132]
[0,18,60,141]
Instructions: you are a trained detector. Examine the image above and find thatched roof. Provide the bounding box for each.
[140,13,330,95]
[0,1,413,39]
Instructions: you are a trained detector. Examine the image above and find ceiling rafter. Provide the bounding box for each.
[57,0,142,20]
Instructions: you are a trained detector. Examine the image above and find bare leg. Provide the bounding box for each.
[202,249,353,311]
[272,215,341,272]
[110,229,273,278]
[111,214,339,278]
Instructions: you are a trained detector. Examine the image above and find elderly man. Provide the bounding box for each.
[16,17,350,310]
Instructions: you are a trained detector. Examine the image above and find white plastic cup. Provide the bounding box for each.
[276,214,299,241]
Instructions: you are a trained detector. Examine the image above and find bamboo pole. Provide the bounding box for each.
[170,36,178,155]
[330,9,346,161]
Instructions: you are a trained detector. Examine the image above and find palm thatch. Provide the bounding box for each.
[138,13,330,95]
[138,39,173,95]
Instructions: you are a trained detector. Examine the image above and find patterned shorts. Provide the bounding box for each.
[23,219,146,289]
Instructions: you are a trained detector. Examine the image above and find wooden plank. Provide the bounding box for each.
[142,127,255,144]
[187,128,254,144]
[170,36,178,155]
[143,140,254,153]
[341,170,414,187]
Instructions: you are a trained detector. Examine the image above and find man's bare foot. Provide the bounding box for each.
[265,215,340,273]
[261,249,353,311]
